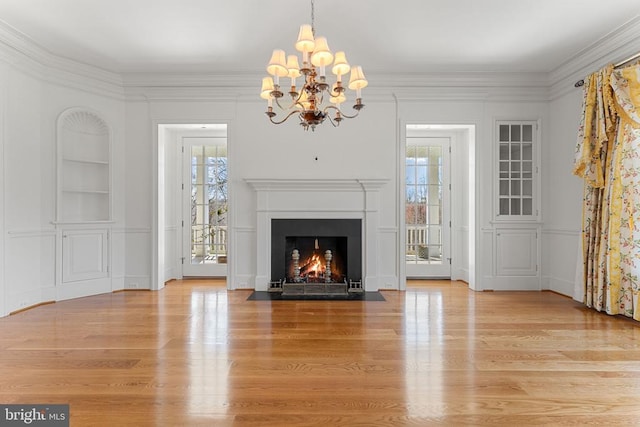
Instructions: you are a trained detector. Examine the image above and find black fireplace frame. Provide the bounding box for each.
[271,219,362,282]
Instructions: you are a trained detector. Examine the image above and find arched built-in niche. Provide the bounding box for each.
[56,108,112,222]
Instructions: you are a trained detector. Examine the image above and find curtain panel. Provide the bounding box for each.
[573,62,640,320]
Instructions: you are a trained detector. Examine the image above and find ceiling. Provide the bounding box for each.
[0,0,639,76]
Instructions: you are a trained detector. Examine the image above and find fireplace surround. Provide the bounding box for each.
[245,178,388,292]
[271,218,362,283]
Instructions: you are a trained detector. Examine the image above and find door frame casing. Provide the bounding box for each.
[399,123,475,288]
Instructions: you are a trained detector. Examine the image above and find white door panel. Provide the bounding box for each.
[62,229,108,283]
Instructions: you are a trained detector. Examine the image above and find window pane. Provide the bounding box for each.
[406,204,417,225]
[523,198,533,215]
[500,144,509,160]
[511,125,521,142]
[416,205,426,225]
[406,145,416,158]
[499,180,509,196]
[499,198,509,215]
[510,144,521,161]
[511,199,521,215]
[427,245,442,261]
[511,181,520,196]
[523,125,533,142]
[406,165,416,184]
[499,125,509,142]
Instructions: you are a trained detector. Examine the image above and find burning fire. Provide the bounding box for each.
[301,253,324,277]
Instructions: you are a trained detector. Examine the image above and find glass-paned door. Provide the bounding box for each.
[182,137,228,277]
[497,122,536,218]
[405,136,450,277]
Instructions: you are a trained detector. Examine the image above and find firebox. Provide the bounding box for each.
[271,219,362,284]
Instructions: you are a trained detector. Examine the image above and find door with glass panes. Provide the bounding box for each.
[405,134,451,278]
[182,136,228,277]
[497,122,536,218]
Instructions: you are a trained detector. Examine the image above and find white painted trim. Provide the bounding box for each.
[245,178,388,192]
[245,178,389,291]
[541,228,581,236]
[549,16,640,98]
[0,68,5,316]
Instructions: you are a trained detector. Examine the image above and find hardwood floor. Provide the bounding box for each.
[1,280,640,426]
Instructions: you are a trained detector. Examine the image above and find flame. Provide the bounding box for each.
[299,252,325,278]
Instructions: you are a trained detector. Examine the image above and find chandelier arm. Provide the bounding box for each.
[325,114,339,128]
[273,90,306,111]
[338,109,360,119]
[323,105,360,120]
[268,110,301,125]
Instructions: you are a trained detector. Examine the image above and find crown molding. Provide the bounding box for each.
[123,70,551,102]
[0,20,124,99]
[245,178,389,192]
[548,15,640,99]
[2,13,638,104]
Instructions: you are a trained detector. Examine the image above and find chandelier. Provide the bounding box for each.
[260,0,368,131]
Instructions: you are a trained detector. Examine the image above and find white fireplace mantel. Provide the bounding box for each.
[245,178,389,291]
[245,178,388,192]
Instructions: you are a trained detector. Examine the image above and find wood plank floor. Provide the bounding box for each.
[1,280,640,426]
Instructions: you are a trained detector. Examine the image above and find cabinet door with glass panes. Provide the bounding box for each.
[496,121,538,219]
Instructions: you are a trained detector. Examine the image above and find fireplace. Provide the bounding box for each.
[245,178,388,292]
[271,219,362,284]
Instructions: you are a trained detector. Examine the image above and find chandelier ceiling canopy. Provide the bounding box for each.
[260,0,368,131]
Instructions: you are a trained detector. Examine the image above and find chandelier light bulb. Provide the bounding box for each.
[267,49,289,79]
[295,24,315,53]
[310,36,334,71]
[260,76,275,99]
[287,55,301,87]
[348,65,368,98]
[332,51,350,83]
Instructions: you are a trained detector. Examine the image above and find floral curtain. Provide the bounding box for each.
[573,62,640,320]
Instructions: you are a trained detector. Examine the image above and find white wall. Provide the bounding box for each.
[543,89,585,296]
[0,54,125,316]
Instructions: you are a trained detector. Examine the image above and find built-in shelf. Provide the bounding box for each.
[62,158,109,165]
[57,108,112,223]
[62,189,109,194]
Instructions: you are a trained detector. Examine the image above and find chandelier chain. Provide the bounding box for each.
[311,0,315,36]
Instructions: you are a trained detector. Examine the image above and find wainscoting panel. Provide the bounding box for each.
[62,229,108,283]
[496,229,537,277]
[5,229,56,313]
